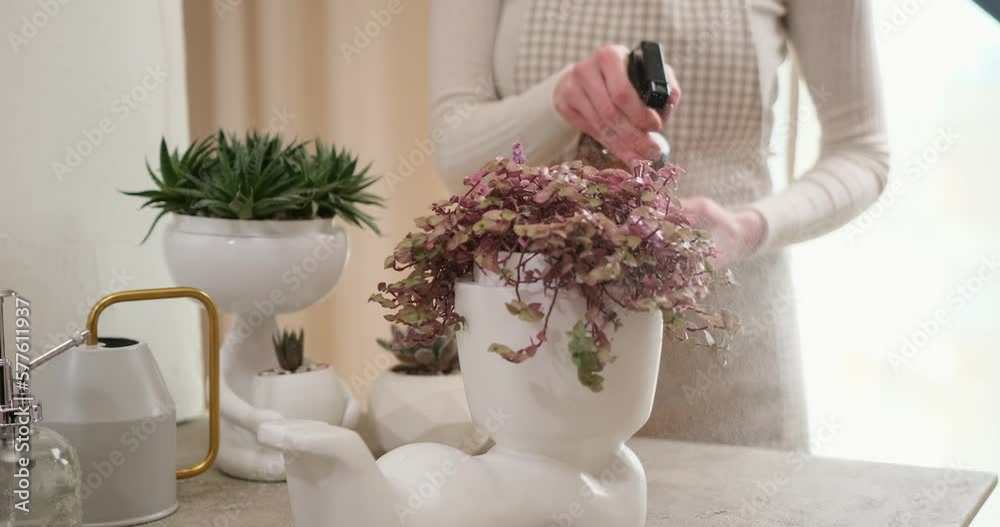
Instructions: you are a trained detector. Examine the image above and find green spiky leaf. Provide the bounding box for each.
[121,131,384,242]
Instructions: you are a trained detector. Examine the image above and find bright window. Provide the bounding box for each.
[783,1,1000,524]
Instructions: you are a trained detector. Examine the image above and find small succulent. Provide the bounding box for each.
[122,130,383,242]
[272,328,305,373]
[377,325,459,375]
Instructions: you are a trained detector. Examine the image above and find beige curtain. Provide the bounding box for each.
[183,0,446,401]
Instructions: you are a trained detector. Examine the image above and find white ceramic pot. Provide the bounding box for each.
[455,272,662,461]
[252,364,349,425]
[368,370,486,454]
[257,266,664,527]
[164,215,352,481]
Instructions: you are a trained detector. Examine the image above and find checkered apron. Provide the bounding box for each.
[510,0,808,450]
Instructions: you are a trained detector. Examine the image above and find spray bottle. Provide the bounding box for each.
[577,41,672,170]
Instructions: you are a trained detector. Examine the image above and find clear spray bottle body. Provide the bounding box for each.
[2,425,84,527]
[577,41,672,170]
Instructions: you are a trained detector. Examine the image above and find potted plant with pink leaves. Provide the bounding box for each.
[371,144,736,393]
[358,144,738,522]
[258,145,739,527]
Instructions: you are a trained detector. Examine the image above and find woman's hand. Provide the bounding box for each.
[554,45,681,163]
[681,197,766,269]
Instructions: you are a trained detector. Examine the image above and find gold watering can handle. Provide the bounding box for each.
[85,287,220,480]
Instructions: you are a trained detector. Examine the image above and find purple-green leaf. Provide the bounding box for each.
[372,144,733,391]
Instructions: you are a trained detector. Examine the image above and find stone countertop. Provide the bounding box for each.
[152,420,995,526]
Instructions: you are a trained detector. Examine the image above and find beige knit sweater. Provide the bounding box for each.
[429,0,889,449]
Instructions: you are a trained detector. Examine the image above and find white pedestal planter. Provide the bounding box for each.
[164,215,360,481]
[368,370,486,454]
[259,271,663,527]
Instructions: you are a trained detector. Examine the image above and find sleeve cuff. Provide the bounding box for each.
[738,193,795,256]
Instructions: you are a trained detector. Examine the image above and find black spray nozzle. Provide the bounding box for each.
[628,41,670,110]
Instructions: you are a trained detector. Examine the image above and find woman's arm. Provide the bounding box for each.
[429,0,578,192]
[747,0,890,252]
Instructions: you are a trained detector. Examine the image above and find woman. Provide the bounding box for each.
[429,0,889,450]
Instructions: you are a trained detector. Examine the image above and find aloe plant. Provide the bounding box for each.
[377,325,459,375]
[123,130,383,241]
[272,328,305,373]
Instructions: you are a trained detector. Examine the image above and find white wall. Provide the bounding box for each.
[0,0,205,419]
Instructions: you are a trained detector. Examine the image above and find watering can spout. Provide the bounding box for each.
[28,330,91,370]
[1,292,90,427]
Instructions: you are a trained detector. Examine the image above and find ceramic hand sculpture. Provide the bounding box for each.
[165,217,362,481]
[260,278,663,526]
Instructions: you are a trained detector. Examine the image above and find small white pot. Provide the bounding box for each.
[252,364,349,425]
[368,370,486,454]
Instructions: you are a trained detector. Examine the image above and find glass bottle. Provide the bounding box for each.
[578,41,672,170]
[1,424,84,526]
